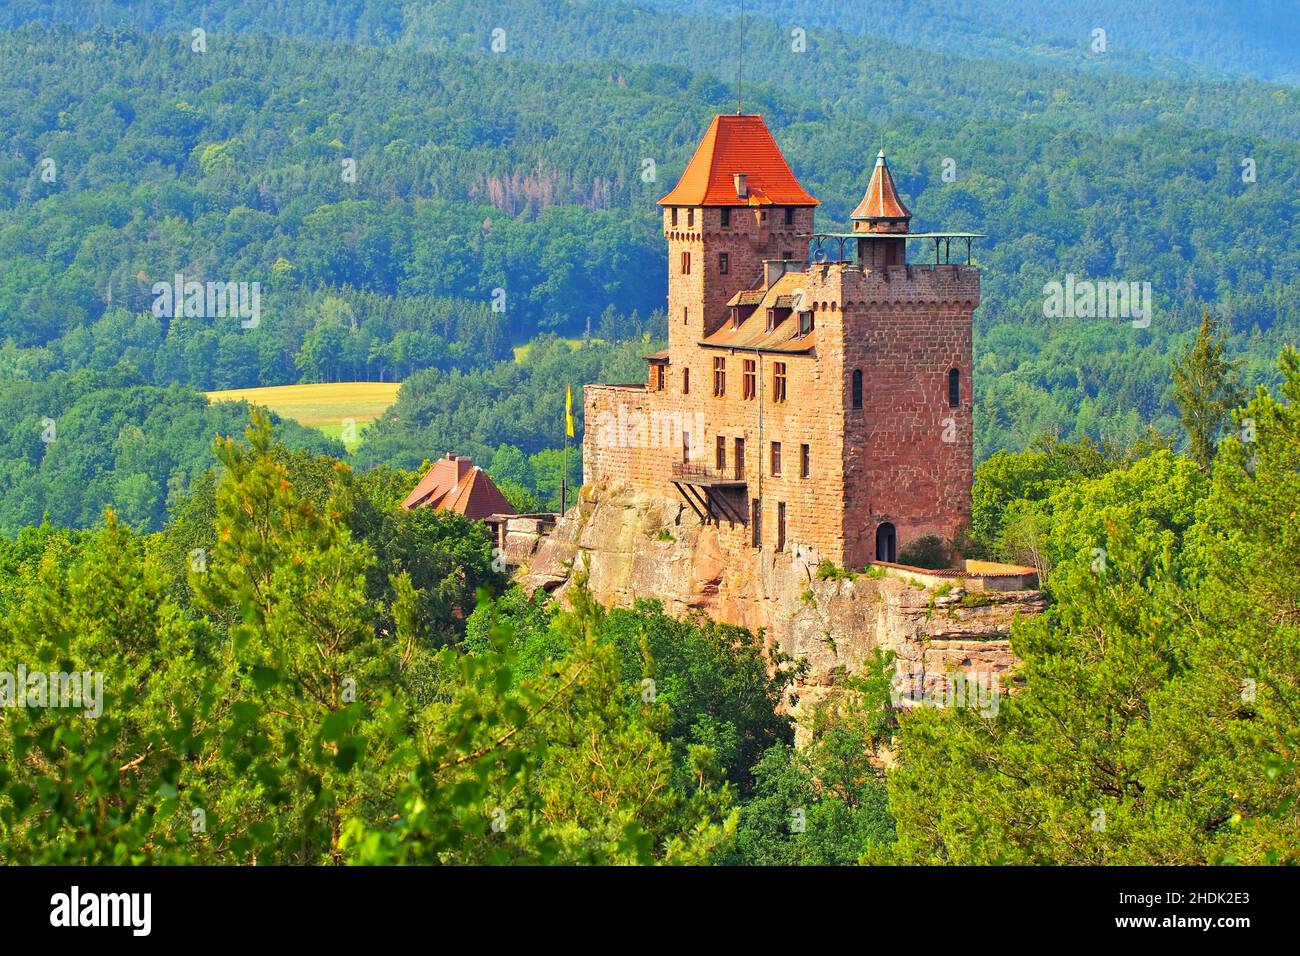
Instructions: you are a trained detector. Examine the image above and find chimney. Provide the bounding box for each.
[734,172,747,199]
[764,259,791,287]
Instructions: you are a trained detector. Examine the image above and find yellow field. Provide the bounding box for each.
[513,337,602,363]
[205,382,401,450]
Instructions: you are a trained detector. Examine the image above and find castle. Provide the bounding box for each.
[584,114,982,570]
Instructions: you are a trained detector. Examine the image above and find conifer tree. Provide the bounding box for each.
[1171,311,1244,471]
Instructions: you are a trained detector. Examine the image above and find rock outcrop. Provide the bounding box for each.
[515,480,1047,722]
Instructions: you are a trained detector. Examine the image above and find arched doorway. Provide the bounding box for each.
[876,522,897,563]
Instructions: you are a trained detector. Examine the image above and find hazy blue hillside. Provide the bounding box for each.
[646,0,1300,85]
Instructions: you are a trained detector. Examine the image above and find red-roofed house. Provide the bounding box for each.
[402,453,516,521]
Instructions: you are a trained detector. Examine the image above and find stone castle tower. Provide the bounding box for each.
[584,113,980,569]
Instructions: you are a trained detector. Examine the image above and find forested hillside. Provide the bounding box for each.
[1,1,1296,527]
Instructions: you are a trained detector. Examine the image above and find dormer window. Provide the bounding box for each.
[799,311,813,336]
[766,309,776,331]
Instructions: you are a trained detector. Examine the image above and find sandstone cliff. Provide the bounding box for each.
[513,480,1047,720]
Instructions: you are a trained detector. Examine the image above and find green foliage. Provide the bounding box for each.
[725,651,898,865]
[897,534,950,569]
[888,348,1300,864]
[0,412,758,863]
[1171,310,1245,471]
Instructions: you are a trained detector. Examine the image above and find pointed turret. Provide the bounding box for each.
[851,149,910,234]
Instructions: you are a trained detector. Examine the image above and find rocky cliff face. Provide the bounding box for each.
[514,480,1047,721]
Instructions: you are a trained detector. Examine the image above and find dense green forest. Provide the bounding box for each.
[0,0,1297,526]
[0,2,1297,866]
[2,339,1296,863]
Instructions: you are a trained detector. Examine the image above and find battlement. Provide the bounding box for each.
[798,263,980,313]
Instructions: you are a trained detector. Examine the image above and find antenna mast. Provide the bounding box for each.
[736,0,744,113]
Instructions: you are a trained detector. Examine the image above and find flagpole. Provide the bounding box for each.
[562,428,568,514]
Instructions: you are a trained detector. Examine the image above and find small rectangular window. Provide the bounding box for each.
[721,208,731,227]
[751,498,761,547]
[716,435,726,471]
[719,253,729,274]
[681,251,690,275]
[683,367,690,394]
[799,311,813,336]
[671,208,678,226]
[742,359,756,400]
[776,502,786,552]
[800,444,810,479]
[735,437,745,479]
[683,306,688,326]
[687,208,694,227]
[773,362,787,404]
[682,431,690,463]
[770,441,782,477]
[713,356,726,397]
[655,364,664,390]
[784,207,795,226]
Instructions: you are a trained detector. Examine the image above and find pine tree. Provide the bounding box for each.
[1171,311,1244,471]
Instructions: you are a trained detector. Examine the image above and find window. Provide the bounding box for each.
[683,306,688,326]
[716,435,726,471]
[671,208,678,226]
[687,208,694,227]
[713,356,726,397]
[784,207,795,226]
[851,369,863,409]
[800,443,810,478]
[734,437,745,479]
[683,367,690,394]
[948,368,961,408]
[655,364,665,390]
[719,253,729,274]
[721,208,731,227]
[783,250,793,261]
[773,362,787,404]
[770,441,782,477]
[766,309,776,331]
[799,311,813,336]
[682,430,690,463]
[742,359,757,399]
[681,251,691,275]
[776,502,786,552]
[751,499,762,547]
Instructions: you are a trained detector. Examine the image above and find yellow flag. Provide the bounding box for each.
[565,384,575,438]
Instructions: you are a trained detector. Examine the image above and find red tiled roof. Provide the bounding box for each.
[851,149,911,229]
[402,453,517,520]
[659,114,818,207]
[700,270,817,354]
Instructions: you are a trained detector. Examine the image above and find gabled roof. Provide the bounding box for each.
[402,453,516,520]
[700,270,817,354]
[659,114,818,207]
[851,149,911,229]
